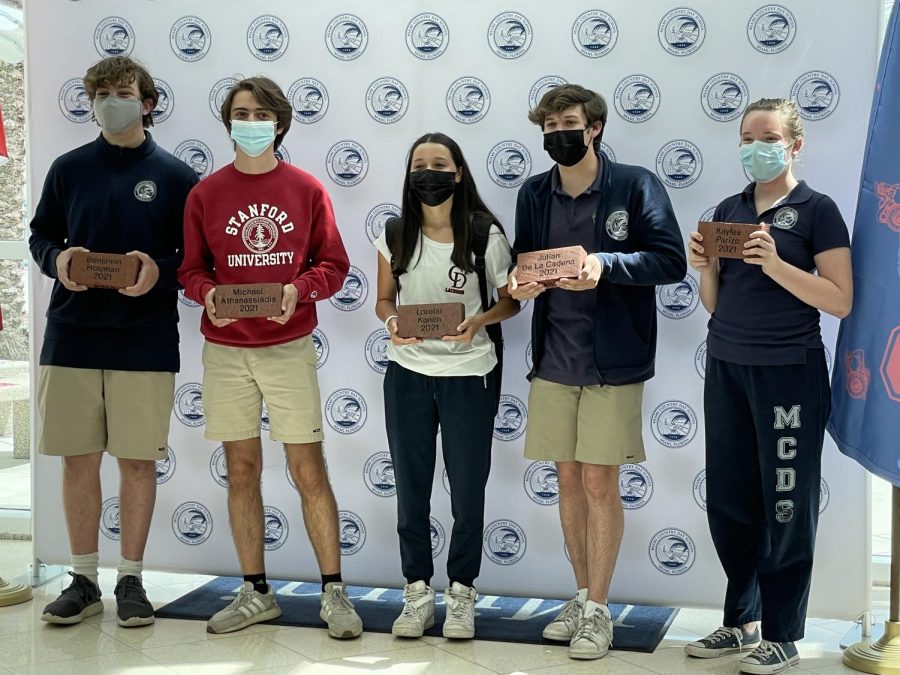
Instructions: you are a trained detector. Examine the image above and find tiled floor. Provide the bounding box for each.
[0,558,883,675]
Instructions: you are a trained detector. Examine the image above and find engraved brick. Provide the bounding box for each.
[396,302,465,339]
[69,251,140,289]
[516,246,588,284]
[697,221,768,259]
[214,283,284,318]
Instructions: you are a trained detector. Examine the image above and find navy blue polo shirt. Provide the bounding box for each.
[536,162,604,386]
[707,180,850,366]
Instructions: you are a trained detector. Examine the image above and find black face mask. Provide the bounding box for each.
[543,129,590,167]
[409,169,457,207]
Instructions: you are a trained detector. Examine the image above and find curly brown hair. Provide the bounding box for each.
[82,56,158,128]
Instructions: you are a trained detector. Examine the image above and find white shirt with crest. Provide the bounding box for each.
[373,225,512,377]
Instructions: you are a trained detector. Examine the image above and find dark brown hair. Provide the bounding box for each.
[82,56,158,128]
[392,132,502,275]
[527,84,608,147]
[220,77,292,150]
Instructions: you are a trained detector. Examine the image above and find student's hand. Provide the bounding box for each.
[442,315,484,343]
[269,284,299,325]
[386,316,422,346]
[557,254,603,291]
[55,246,89,292]
[508,266,547,301]
[743,228,782,276]
[204,286,237,327]
[688,232,716,271]
[119,251,158,297]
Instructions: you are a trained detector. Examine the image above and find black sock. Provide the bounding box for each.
[244,573,268,594]
[321,572,342,592]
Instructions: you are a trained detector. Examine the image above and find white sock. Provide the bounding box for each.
[583,599,610,618]
[71,551,99,586]
[117,557,143,582]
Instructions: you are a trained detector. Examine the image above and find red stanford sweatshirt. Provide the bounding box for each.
[178,161,349,347]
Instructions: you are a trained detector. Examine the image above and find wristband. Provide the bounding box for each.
[384,314,398,332]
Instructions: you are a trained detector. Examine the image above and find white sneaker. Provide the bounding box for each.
[568,600,613,660]
[206,582,281,634]
[391,580,436,638]
[320,582,363,639]
[442,582,476,639]
[542,588,587,641]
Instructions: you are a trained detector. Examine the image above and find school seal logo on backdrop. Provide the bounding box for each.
[572,10,618,58]
[649,528,696,575]
[483,519,527,565]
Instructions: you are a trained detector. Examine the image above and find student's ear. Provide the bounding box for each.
[455,167,463,183]
[790,137,803,157]
[141,98,154,116]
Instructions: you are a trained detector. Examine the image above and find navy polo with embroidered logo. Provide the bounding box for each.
[707,180,850,366]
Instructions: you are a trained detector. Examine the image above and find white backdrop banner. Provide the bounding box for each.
[27,0,876,619]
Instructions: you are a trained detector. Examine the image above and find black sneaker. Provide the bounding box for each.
[114,575,155,627]
[738,640,799,674]
[40,572,103,625]
[684,625,761,658]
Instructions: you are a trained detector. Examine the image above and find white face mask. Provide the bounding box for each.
[93,96,143,134]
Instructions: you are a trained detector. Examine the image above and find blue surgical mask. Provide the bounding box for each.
[740,140,791,183]
[230,120,276,157]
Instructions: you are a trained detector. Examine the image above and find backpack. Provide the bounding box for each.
[385,214,503,411]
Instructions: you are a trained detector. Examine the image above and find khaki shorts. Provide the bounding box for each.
[524,377,646,465]
[38,366,175,460]
[201,336,324,444]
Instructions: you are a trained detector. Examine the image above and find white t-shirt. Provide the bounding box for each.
[374,224,512,377]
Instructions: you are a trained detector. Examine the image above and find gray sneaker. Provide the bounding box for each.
[685,626,761,658]
[442,582,476,639]
[41,572,103,625]
[320,582,363,639]
[391,581,436,638]
[568,601,613,660]
[738,640,799,674]
[542,588,587,641]
[206,582,281,634]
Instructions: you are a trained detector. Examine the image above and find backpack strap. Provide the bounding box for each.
[471,214,493,315]
[384,217,402,296]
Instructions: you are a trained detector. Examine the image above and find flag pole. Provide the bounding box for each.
[843,485,900,673]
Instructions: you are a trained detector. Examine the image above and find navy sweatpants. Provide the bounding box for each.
[704,350,829,643]
[383,361,496,587]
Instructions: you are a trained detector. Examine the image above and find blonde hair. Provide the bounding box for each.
[741,98,804,141]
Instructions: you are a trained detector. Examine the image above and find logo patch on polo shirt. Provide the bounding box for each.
[773,206,798,229]
[134,180,157,202]
[606,210,628,240]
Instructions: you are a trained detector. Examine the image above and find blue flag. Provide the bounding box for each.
[827,2,900,487]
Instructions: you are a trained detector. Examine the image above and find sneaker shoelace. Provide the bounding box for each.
[556,598,581,628]
[400,587,430,620]
[747,640,784,664]
[115,577,146,600]
[61,572,93,600]
[226,585,252,612]
[706,626,741,645]
[326,586,353,616]
[447,591,473,622]
[574,610,612,646]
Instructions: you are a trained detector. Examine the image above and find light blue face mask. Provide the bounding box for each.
[739,140,791,183]
[230,120,276,157]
